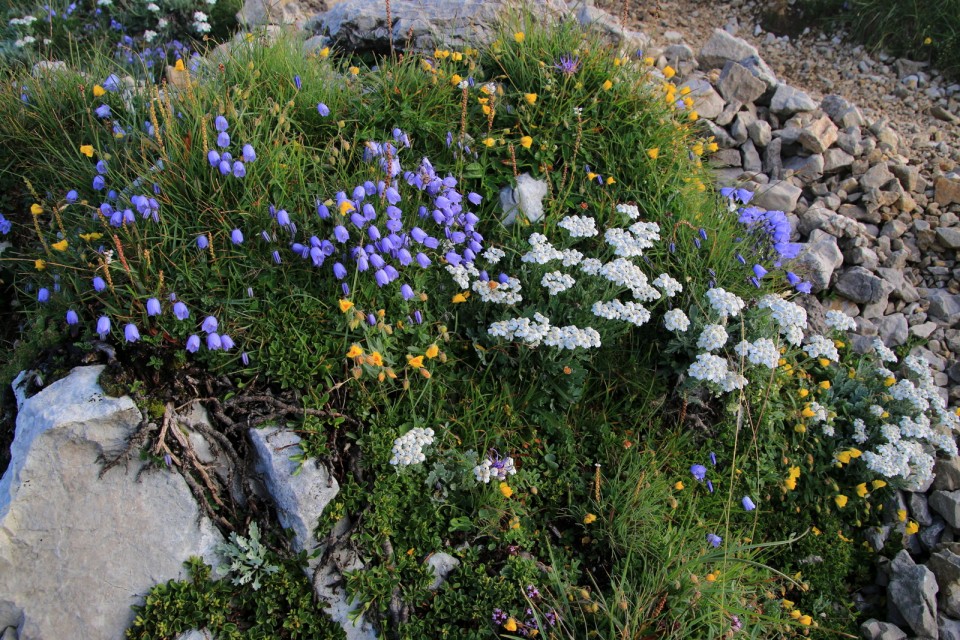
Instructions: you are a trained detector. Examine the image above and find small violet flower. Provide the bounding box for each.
[690,464,707,482]
[742,496,756,511]
[201,316,218,334]
[317,103,330,116]
[66,309,79,325]
[707,533,722,548]
[173,301,189,320]
[185,334,200,352]
[124,323,140,342]
[146,297,161,316]
[96,315,111,337]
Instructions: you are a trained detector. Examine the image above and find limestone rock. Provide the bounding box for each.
[698,29,777,89]
[426,552,461,590]
[835,267,889,304]
[925,289,960,325]
[798,115,839,154]
[238,0,326,27]
[942,616,960,640]
[249,426,339,555]
[716,61,766,104]
[859,618,907,640]
[935,458,960,492]
[931,490,960,529]
[928,549,960,619]
[876,313,908,347]
[678,77,725,120]
[936,227,960,250]
[753,179,802,212]
[770,84,817,116]
[795,230,844,292]
[0,366,223,640]
[887,549,939,638]
[313,545,378,640]
[935,175,960,206]
[822,94,865,128]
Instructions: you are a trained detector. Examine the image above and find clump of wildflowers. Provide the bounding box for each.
[389,427,435,467]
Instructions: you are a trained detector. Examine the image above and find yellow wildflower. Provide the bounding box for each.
[451,51,463,61]
[79,232,102,241]
[905,521,919,535]
[855,483,868,498]
[369,352,384,367]
[583,513,597,524]
[811,526,821,536]
[339,299,354,313]
[30,203,43,215]
[605,176,615,185]
[884,376,896,387]
[51,239,68,252]
[504,618,518,632]
[601,79,613,91]
[34,259,46,271]
[452,293,468,303]
[897,509,907,522]
[481,105,492,115]
[586,171,598,181]
[836,451,852,465]
[174,59,185,71]
[647,147,659,160]
[482,137,495,148]
[80,144,94,158]
[794,424,806,434]
[798,388,809,398]
[692,142,704,155]
[663,65,676,79]
[499,482,513,498]
[349,66,360,75]
[706,141,719,152]
[318,46,330,58]
[406,355,424,369]
[872,480,887,490]
[924,37,933,45]
[513,31,525,43]
[425,344,439,359]
[674,481,684,491]
[520,135,533,149]
[706,572,717,582]
[819,358,831,367]
[834,495,848,508]
[848,448,862,458]
[93,85,106,97]
[688,110,699,121]
[338,200,355,215]
[801,406,816,418]
[798,615,812,626]
[819,381,831,390]
[450,74,462,85]
[643,56,655,66]
[524,93,537,105]
[790,610,801,620]
[346,344,363,358]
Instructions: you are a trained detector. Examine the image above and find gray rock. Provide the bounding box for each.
[699,28,758,70]
[763,138,783,178]
[936,227,960,250]
[909,492,934,526]
[176,631,215,640]
[770,84,817,116]
[783,153,824,180]
[921,519,948,551]
[844,245,880,270]
[747,118,772,147]
[824,148,854,173]
[876,313,909,347]
[941,616,960,640]
[837,126,864,156]
[729,111,753,144]
[887,549,939,638]
[929,549,960,619]
[313,545,378,640]
[835,267,889,304]
[753,179,802,212]
[249,426,339,555]
[679,77,725,120]
[911,322,940,339]
[798,115,839,154]
[799,205,865,238]
[935,458,960,492]
[859,618,907,640]
[865,525,893,552]
[890,163,922,192]
[741,139,762,173]
[935,176,960,206]
[795,230,844,292]
[238,0,324,27]
[426,552,461,590]
[822,94,866,128]
[926,289,960,325]
[717,61,766,104]
[501,173,549,225]
[931,490,960,528]
[861,163,895,191]
[0,366,223,640]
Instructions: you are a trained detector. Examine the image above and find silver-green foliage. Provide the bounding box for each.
[216,521,279,591]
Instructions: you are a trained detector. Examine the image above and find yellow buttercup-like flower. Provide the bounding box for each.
[174,59,185,72]
[349,66,360,75]
[855,483,868,498]
[601,79,613,91]
[834,495,848,508]
[503,618,518,632]
[93,85,106,97]
[482,137,495,148]
[897,509,907,522]
[425,344,439,359]
[819,381,831,390]
[520,135,532,149]
[346,344,363,358]
[524,93,537,105]
[606,176,616,185]
[406,355,424,369]
[836,451,852,465]
[513,32,525,43]
[34,259,46,271]
[905,521,919,535]
[674,481,684,491]
[79,232,102,241]
[80,144,94,158]
[647,147,659,160]
[51,239,68,252]
[318,46,330,58]
[798,615,812,626]
[688,110,699,121]
[30,203,43,215]
[450,74,462,85]
[339,299,354,313]
[871,480,887,490]
[662,65,676,79]
[583,513,597,524]
[499,482,513,498]
[369,352,384,367]
[798,388,809,398]
[338,200,355,215]
[452,292,468,303]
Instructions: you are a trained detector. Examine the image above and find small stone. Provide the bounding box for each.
[795,230,844,292]
[835,267,888,304]
[928,549,960,619]
[798,115,840,154]
[425,552,461,590]
[753,179,802,212]
[747,118,772,147]
[824,148,854,173]
[936,227,960,249]
[680,77,725,120]
[821,94,866,128]
[941,616,960,640]
[931,104,960,123]
[741,139,762,173]
[910,322,939,339]
[931,490,960,528]
[890,164,922,192]
[859,618,907,640]
[908,493,933,526]
[770,84,817,116]
[876,313,908,346]
[717,61,766,104]
[887,550,939,638]
[860,163,895,190]
[784,153,824,180]
[925,288,960,324]
[935,458,960,492]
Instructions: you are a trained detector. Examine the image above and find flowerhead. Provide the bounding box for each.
[742,496,756,511]
[706,533,722,548]
[66,309,79,325]
[583,513,597,524]
[317,103,330,117]
[185,334,200,353]
[96,315,111,337]
[524,93,537,105]
[146,298,161,316]
[499,482,513,498]
[554,55,580,75]
[690,464,707,481]
[513,31,525,43]
[94,104,110,119]
[124,323,140,342]
[520,135,532,149]
[80,144,94,157]
[173,301,189,320]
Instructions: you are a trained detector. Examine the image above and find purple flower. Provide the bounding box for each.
[796,281,813,294]
[742,496,756,511]
[215,115,228,132]
[196,235,209,249]
[707,480,714,493]
[276,209,291,226]
[699,228,708,240]
[294,75,301,90]
[415,252,431,268]
[102,74,120,92]
[95,103,110,118]
[93,175,106,190]
[186,334,200,352]
[690,464,706,481]
[232,161,246,178]
[374,269,389,287]
[750,276,761,289]
[241,351,250,365]
[201,316,218,333]
[218,160,231,175]
[96,315,111,337]
[220,334,234,350]
[273,250,282,264]
[124,323,140,342]
[146,297,161,316]
[242,144,256,163]
[66,309,79,325]
[317,202,330,219]
[93,276,106,292]
[707,533,722,548]
[400,284,414,299]
[96,160,108,174]
[206,333,222,350]
[333,225,349,243]
[468,192,482,205]
[208,150,221,167]
[66,190,78,203]
[736,253,746,265]
[367,313,377,326]
[217,131,230,148]
[554,54,580,75]
[333,262,347,279]
[317,103,330,116]
[752,264,768,279]
[709,452,717,466]
[231,229,244,244]
[385,187,401,204]
[173,301,189,320]
[786,271,801,285]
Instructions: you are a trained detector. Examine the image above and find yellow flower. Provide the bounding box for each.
[794,424,806,434]
[601,79,613,91]
[349,66,360,75]
[586,171,598,181]
[905,521,919,535]
[93,85,106,97]
[834,340,845,348]
[482,137,495,148]
[520,135,533,149]
[481,105,492,115]
[782,599,795,609]
[798,388,809,398]
[662,65,676,79]
[503,618,518,632]
[706,572,717,582]
[884,376,896,387]
[425,344,439,359]
[451,51,463,61]
[499,482,513,498]
[450,74,462,85]
[643,56,655,66]
[524,93,537,105]
[872,480,887,490]
[346,344,363,358]
[406,355,424,369]
[897,509,907,522]
[785,477,798,491]
[836,451,852,465]
[434,49,450,59]
[688,110,699,121]
[801,406,816,418]
[647,147,659,160]
[924,37,933,45]
[51,239,68,252]
[79,232,102,241]
[369,352,384,367]
[513,31,525,43]
[34,259,46,271]
[30,203,43,215]
[583,513,597,524]
[452,292,468,303]
[338,200,355,215]
[788,466,801,480]
[855,483,868,498]
[318,46,330,58]
[790,609,801,620]
[674,481,684,491]
[819,381,831,390]
[605,176,615,185]
[339,299,354,313]
[819,358,831,367]
[798,615,812,626]
[174,59,185,71]
[848,448,862,458]
[811,526,821,536]
[834,495,848,508]
[706,141,719,152]
[80,144,94,158]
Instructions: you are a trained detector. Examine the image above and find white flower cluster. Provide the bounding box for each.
[143,29,158,42]
[688,354,748,392]
[652,273,682,297]
[802,334,839,362]
[615,203,640,219]
[889,379,929,414]
[193,10,211,33]
[697,324,728,352]
[825,309,857,332]
[600,258,660,301]
[473,456,517,483]
[578,258,603,276]
[758,294,807,345]
[14,35,36,47]
[541,271,575,295]
[561,248,583,266]
[872,337,898,363]
[663,308,690,332]
[733,338,780,369]
[9,15,37,26]
[446,263,480,289]
[863,440,933,485]
[488,313,601,350]
[147,2,160,10]
[558,215,598,238]
[472,276,522,305]
[389,427,435,466]
[706,288,745,319]
[852,418,868,443]
[807,402,828,423]
[481,247,505,264]
[604,222,660,257]
[521,233,564,265]
[592,299,651,327]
